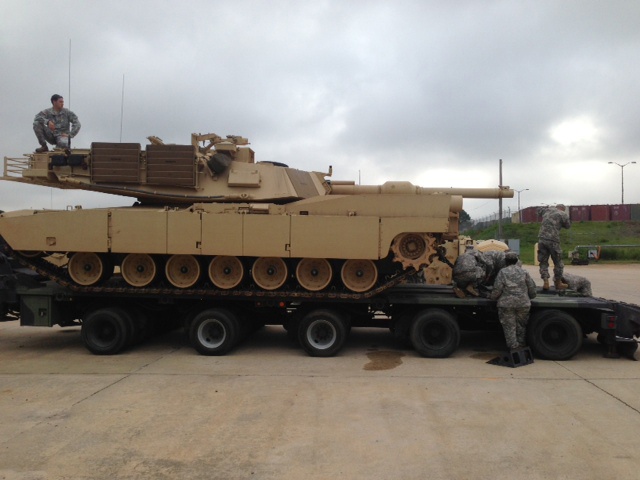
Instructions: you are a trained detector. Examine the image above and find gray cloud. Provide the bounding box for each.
[1,0,640,218]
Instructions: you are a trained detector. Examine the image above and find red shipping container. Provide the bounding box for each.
[610,204,631,221]
[591,205,611,221]
[520,206,540,223]
[569,205,591,222]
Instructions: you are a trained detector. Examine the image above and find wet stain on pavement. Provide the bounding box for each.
[470,352,499,360]
[364,350,405,371]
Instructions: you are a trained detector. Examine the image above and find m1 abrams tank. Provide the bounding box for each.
[1,132,513,294]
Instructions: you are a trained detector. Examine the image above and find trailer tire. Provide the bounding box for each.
[81,307,131,355]
[528,310,582,360]
[298,309,347,357]
[410,309,460,358]
[189,308,239,356]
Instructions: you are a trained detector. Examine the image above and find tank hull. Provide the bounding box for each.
[0,193,458,259]
[0,193,461,292]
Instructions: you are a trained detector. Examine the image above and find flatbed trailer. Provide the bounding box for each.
[9,276,640,360]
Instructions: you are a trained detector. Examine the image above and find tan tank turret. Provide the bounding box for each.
[1,131,513,294]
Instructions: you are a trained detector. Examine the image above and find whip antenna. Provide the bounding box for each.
[120,74,125,142]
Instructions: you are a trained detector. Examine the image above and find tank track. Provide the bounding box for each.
[14,253,415,301]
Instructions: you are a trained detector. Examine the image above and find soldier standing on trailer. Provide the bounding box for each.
[490,252,537,350]
[538,204,571,291]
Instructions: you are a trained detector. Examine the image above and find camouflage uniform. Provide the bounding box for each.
[452,250,486,295]
[481,250,506,286]
[33,107,81,148]
[562,272,592,296]
[538,207,571,282]
[490,264,537,349]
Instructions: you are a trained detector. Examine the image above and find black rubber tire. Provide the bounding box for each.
[298,309,347,357]
[189,308,239,356]
[410,309,460,358]
[527,310,582,360]
[81,307,131,355]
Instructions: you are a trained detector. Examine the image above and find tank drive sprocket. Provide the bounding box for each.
[390,233,438,270]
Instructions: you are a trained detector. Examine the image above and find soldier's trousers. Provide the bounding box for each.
[33,124,68,148]
[538,240,564,281]
[498,307,530,349]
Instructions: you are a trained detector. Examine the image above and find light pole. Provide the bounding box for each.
[516,188,529,223]
[608,161,636,204]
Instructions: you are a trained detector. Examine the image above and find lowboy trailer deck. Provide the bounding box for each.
[9,274,640,360]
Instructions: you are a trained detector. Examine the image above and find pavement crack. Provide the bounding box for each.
[556,361,640,415]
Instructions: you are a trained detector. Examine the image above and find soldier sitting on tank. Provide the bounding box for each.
[452,250,486,298]
[33,94,81,153]
[561,272,592,297]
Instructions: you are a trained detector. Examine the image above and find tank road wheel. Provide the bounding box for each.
[208,256,244,290]
[341,259,378,293]
[189,308,239,355]
[252,257,288,290]
[68,252,111,286]
[296,258,333,292]
[165,254,201,289]
[410,309,460,358]
[81,307,132,355]
[121,253,157,287]
[298,309,348,357]
[527,310,582,360]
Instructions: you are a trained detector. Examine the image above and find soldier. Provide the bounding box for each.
[452,250,486,298]
[538,204,571,290]
[481,249,507,286]
[490,252,537,350]
[562,272,592,297]
[33,94,81,152]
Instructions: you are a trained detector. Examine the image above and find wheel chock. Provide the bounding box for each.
[487,347,534,368]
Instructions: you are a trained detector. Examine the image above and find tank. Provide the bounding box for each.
[1,132,513,293]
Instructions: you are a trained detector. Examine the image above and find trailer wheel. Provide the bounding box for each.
[410,309,460,358]
[81,307,131,355]
[189,308,239,355]
[298,309,347,357]
[528,310,582,360]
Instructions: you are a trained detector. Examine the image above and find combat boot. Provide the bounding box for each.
[555,278,568,290]
[543,279,550,290]
[465,285,480,297]
[35,144,48,153]
[453,287,466,299]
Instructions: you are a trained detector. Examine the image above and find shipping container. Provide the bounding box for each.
[610,204,631,221]
[630,203,640,221]
[520,206,541,223]
[591,204,611,222]
[569,205,591,222]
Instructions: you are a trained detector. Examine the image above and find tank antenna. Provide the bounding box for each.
[120,74,125,142]
[68,39,72,150]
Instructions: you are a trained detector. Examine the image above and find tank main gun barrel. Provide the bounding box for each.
[329,181,514,199]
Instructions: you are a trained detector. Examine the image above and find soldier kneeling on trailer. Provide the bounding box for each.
[562,272,592,297]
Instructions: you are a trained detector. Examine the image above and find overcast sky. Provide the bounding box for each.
[1,0,639,220]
